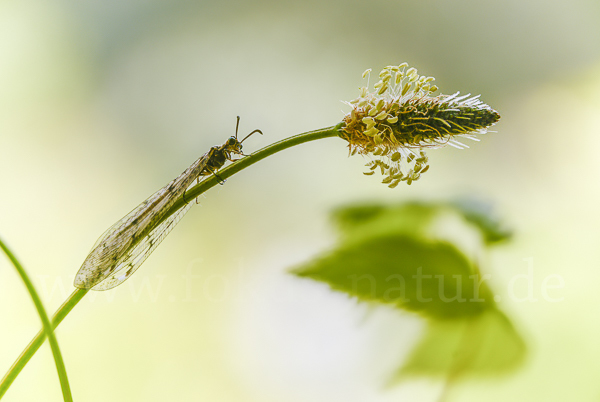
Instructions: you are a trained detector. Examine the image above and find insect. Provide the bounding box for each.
[74,117,262,290]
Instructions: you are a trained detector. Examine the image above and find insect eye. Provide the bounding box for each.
[227,137,237,145]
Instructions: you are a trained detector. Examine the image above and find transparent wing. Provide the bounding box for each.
[90,188,166,250]
[73,185,173,289]
[74,151,212,290]
[91,201,194,290]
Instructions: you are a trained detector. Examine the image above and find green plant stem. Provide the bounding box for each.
[0,123,343,398]
[0,288,87,400]
[166,123,344,218]
[0,238,77,402]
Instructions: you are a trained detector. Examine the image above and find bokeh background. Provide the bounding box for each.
[1,0,600,401]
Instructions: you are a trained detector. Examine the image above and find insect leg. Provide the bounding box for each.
[207,167,226,185]
[195,177,201,204]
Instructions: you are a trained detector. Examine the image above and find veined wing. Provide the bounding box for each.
[91,201,194,290]
[73,184,175,289]
[74,149,213,290]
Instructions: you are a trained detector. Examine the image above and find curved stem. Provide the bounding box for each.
[166,123,343,217]
[0,238,77,401]
[0,288,87,400]
[0,123,343,398]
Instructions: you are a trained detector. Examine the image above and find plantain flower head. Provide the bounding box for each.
[340,63,500,187]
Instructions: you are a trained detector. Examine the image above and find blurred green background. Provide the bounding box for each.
[2,0,600,400]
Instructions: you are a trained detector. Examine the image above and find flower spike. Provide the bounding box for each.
[340,63,500,187]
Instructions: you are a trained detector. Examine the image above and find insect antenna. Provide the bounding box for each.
[234,115,263,143]
[235,116,241,140]
[240,129,263,143]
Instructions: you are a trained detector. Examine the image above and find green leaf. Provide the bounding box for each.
[331,202,439,243]
[292,233,495,318]
[450,199,512,245]
[332,200,513,246]
[331,203,387,228]
[391,309,526,383]
[293,201,520,385]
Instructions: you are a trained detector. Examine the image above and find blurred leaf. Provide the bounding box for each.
[450,199,512,245]
[293,200,521,385]
[332,200,512,247]
[331,202,439,243]
[391,309,526,383]
[331,203,387,228]
[292,233,495,319]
